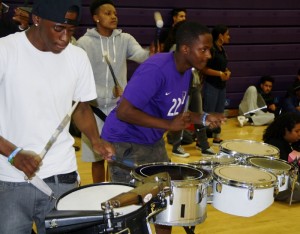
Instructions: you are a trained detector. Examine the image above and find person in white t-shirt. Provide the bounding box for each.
[0,1,115,234]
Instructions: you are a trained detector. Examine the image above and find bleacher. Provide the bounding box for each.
[10,0,300,109]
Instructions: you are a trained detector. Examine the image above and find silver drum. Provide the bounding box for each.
[131,162,210,226]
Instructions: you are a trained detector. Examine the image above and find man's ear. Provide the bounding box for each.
[32,14,41,26]
[181,45,189,55]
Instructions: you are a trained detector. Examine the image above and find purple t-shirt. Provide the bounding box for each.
[102,52,192,144]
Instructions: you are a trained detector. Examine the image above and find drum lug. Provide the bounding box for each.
[197,188,203,203]
[281,174,286,187]
[248,187,254,200]
[216,182,222,193]
[169,192,174,205]
[274,186,279,197]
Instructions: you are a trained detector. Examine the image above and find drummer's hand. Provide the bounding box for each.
[13,150,42,179]
[205,113,227,129]
[168,112,192,131]
[93,139,115,161]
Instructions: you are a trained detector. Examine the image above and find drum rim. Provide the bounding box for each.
[246,156,293,174]
[212,165,277,189]
[220,139,280,157]
[189,154,236,166]
[133,162,210,182]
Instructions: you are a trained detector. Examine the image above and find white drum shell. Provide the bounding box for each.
[212,165,277,217]
[212,180,274,217]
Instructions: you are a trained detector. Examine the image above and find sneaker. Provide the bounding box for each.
[213,139,223,145]
[172,145,190,158]
[237,116,249,127]
[195,144,215,155]
[202,147,216,155]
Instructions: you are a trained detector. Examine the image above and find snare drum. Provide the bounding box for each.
[132,162,210,226]
[220,139,279,162]
[246,156,293,192]
[189,154,237,203]
[45,183,150,234]
[212,165,277,217]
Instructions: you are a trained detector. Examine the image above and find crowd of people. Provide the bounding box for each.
[0,0,299,233]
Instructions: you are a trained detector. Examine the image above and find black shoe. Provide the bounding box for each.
[202,148,216,155]
[213,139,223,145]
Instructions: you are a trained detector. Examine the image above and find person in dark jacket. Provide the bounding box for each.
[263,112,300,203]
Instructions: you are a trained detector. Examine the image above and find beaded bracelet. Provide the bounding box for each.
[8,147,22,165]
[202,113,209,126]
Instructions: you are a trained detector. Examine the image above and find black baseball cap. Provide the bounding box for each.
[32,0,82,25]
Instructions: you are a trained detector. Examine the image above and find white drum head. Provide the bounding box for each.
[220,139,279,157]
[56,183,141,216]
[213,165,277,188]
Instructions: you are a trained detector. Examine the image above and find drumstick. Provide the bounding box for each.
[243,105,267,116]
[25,101,80,198]
[111,155,137,169]
[103,53,120,87]
[101,172,170,208]
[173,74,193,146]
[39,100,79,160]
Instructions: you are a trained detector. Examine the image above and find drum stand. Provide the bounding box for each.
[289,162,299,205]
[183,226,196,234]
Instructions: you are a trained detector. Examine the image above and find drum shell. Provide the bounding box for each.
[219,139,279,163]
[246,156,294,192]
[212,165,277,217]
[47,183,150,234]
[132,162,210,226]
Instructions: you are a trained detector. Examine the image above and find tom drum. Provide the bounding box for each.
[132,162,210,226]
[246,156,293,192]
[220,139,279,163]
[212,165,277,217]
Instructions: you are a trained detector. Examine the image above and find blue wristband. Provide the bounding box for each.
[8,147,22,165]
[202,113,209,126]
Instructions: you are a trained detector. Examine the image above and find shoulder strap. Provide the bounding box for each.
[90,105,107,122]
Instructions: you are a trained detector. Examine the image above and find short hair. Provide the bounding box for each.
[211,24,228,41]
[171,8,186,17]
[260,75,274,84]
[175,21,210,50]
[90,0,114,16]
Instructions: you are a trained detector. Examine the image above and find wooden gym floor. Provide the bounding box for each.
[74,117,300,234]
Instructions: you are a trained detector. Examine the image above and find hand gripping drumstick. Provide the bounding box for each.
[25,101,80,198]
